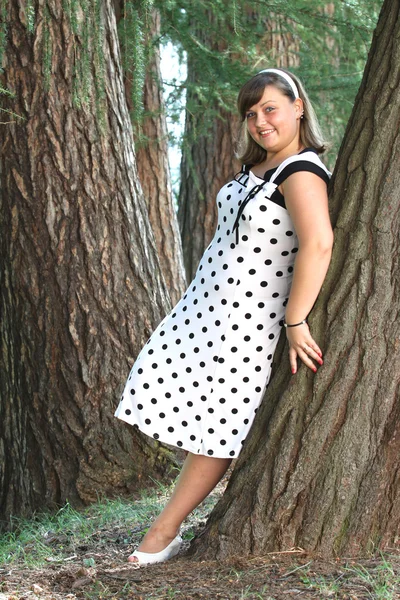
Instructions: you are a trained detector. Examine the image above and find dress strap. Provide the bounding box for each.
[268,151,331,186]
[232,152,331,245]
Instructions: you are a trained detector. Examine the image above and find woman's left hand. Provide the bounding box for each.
[286,322,323,374]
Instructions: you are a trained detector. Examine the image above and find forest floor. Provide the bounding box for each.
[0,468,399,600]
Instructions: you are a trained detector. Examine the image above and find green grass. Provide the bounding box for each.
[0,468,219,569]
[344,554,399,599]
[298,554,400,600]
[0,480,179,567]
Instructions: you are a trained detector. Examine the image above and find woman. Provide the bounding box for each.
[115,68,334,565]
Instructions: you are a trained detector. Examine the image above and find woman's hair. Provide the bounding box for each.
[236,69,326,166]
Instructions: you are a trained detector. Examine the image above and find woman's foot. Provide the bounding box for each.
[128,526,181,564]
[127,533,182,566]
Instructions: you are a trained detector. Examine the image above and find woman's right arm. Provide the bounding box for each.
[281,170,333,373]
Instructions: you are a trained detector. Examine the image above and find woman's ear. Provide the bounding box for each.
[294,98,304,119]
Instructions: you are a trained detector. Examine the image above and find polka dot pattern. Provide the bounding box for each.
[115,154,330,458]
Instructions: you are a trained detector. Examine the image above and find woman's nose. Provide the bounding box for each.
[255,112,267,127]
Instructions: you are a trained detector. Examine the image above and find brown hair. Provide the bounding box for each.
[236,69,326,166]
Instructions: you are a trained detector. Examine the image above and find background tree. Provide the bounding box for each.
[177,10,241,281]
[191,0,400,559]
[0,0,175,523]
[116,2,186,304]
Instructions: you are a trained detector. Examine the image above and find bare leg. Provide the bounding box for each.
[128,452,231,561]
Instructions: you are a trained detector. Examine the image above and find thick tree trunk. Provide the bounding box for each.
[116,5,186,305]
[191,0,400,559]
[0,0,175,523]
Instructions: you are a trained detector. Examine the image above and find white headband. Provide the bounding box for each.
[257,68,299,99]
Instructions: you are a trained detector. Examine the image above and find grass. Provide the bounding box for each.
[0,468,217,570]
[344,555,399,599]
[297,553,400,599]
[0,478,181,568]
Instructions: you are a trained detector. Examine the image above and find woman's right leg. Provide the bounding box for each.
[128,452,231,561]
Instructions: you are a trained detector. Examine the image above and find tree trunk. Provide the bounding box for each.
[0,0,175,524]
[263,13,300,68]
[191,0,400,559]
[116,5,186,305]
[178,71,240,281]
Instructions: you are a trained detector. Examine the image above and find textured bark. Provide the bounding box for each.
[135,12,186,306]
[117,6,186,305]
[263,13,300,68]
[178,10,299,282]
[0,0,176,523]
[191,0,400,559]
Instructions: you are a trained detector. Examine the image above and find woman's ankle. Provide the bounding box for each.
[145,522,180,540]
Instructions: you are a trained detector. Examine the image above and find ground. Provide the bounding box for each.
[0,472,399,599]
[1,543,399,599]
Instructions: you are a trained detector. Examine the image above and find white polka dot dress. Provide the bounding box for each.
[115,149,331,458]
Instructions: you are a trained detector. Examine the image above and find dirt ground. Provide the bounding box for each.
[1,529,399,600]
[1,471,399,599]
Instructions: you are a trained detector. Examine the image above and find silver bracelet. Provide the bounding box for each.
[283,319,307,328]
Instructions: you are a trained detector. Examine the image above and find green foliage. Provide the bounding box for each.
[25,0,35,33]
[0,0,8,73]
[154,0,383,165]
[42,3,52,92]
[117,0,155,126]
[0,0,383,163]
[65,0,107,125]
[93,0,106,131]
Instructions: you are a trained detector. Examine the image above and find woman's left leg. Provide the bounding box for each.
[128,452,231,561]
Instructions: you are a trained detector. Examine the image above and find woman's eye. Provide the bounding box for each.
[265,106,274,113]
[245,112,255,119]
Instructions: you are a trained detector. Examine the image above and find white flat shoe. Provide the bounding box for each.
[128,535,182,566]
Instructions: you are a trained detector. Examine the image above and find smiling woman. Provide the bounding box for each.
[115,67,333,566]
[244,85,304,173]
[237,69,326,168]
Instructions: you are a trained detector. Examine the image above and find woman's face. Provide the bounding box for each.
[245,84,303,155]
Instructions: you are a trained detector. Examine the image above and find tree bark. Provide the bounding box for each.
[116,5,186,305]
[0,0,175,523]
[191,0,400,559]
[263,12,300,68]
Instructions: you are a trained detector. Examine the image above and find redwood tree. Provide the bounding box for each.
[116,4,186,305]
[192,0,400,558]
[0,0,175,523]
[178,64,240,281]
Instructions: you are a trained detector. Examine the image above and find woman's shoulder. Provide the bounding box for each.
[274,149,331,187]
